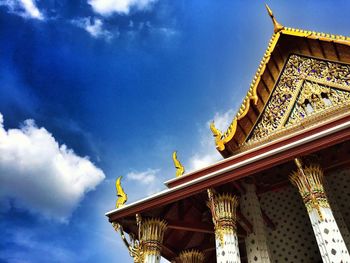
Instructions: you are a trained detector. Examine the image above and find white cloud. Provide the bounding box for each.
[0,113,105,221]
[88,0,158,16]
[126,168,160,196]
[0,0,44,20]
[20,0,42,19]
[72,17,115,41]
[187,109,235,171]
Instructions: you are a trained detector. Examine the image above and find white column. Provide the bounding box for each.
[291,159,350,263]
[178,250,205,263]
[140,218,167,263]
[324,180,350,251]
[240,183,272,263]
[208,190,241,263]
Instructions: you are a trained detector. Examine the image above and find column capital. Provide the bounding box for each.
[140,218,167,256]
[290,162,329,220]
[178,250,205,263]
[207,190,239,248]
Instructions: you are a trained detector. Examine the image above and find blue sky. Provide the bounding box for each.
[1,0,350,262]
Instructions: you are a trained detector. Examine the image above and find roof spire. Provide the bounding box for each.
[265,4,284,33]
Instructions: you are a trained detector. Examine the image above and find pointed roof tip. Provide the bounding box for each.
[265,4,273,17]
[265,3,284,33]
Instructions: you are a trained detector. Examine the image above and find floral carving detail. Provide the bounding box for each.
[248,55,350,142]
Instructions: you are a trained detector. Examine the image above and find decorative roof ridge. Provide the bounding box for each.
[210,6,350,153]
[282,26,350,44]
[211,31,280,151]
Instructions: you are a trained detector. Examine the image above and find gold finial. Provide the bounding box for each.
[210,121,222,139]
[172,151,185,177]
[116,176,128,208]
[265,4,284,33]
[210,121,226,151]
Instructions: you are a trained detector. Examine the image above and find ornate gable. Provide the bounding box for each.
[211,5,350,158]
[248,54,350,143]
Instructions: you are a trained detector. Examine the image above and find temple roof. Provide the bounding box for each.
[212,5,350,158]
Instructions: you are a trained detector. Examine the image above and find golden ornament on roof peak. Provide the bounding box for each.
[115,176,128,208]
[172,151,185,177]
[265,4,284,33]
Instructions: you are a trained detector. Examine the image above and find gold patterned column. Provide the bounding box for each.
[178,250,205,263]
[207,189,241,263]
[140,218,167,263]
[290,158,350,262]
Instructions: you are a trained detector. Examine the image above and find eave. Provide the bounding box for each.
[106,111,350,221]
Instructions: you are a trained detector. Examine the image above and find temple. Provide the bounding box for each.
[106,5,350,263]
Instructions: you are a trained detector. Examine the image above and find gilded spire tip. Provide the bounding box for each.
[265,4,284,33]
[116,176,128,208]
[172,151,185,177]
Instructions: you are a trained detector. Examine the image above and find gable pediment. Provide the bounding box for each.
[247,54,350,143]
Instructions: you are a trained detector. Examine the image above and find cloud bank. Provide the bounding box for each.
[72,17,114,41]
[88,0,158,15]
[126,168,160,196]
[0,0,44,20]
[0,113,105,221]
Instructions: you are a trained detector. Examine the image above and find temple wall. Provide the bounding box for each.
[260,186,322,262]
[258,167,350,263]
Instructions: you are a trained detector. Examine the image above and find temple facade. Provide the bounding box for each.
[106,5,350,263]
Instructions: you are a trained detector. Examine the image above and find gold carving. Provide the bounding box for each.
[265,4,284,33]
[178,250,205,263]
[112,221,144,263]
[290,159,329,221]
[140,218,167,256]
[116,176,128,209]
[249,55,350,142]
[172,151,185,177]
[207,189,239,247]
[112,216,167,262]
[210,119,238,151]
